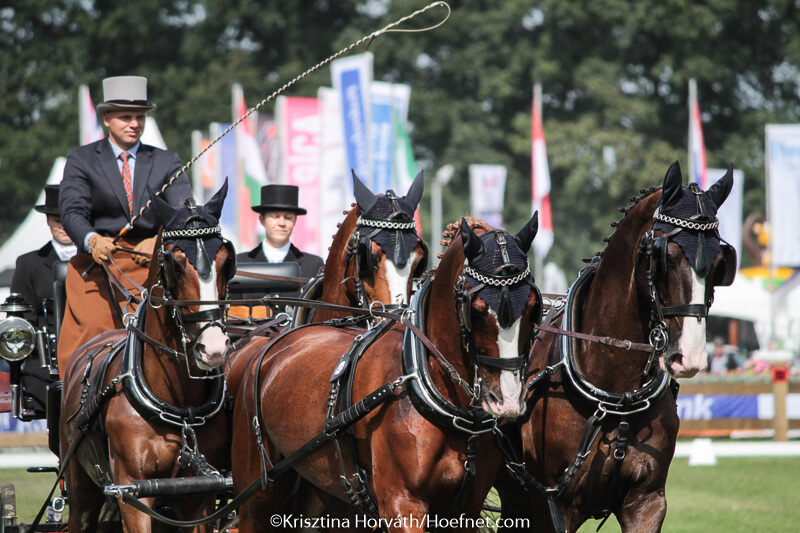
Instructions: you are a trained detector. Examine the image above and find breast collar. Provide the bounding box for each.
[558,258,671,415]
[401,277,498,435]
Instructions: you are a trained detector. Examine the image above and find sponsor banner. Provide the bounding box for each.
[278,96,322,257]
[469,164,506,229]
[766,124,800,266]
[689,80,708,188]
[370,82,396,193]
[677,393,800,420]
[318,87,349,259]
[331,53,373,187]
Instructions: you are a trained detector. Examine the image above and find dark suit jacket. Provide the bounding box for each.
[60,138,193,247]
[236,243,324,300]
[11,242,59,328]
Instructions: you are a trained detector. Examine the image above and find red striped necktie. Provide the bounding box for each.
[120,151,133,215]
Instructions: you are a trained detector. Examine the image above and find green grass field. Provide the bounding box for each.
[3,456,799,531]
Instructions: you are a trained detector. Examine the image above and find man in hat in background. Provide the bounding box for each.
[11,184,77,328]
[57,75,193,378]
[9,184,76,414]
[236,185,324,306]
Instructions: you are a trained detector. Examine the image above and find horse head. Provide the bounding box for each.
[599,162,735,380]
[433,214,542,418]
[343,170,428,306]
[149,181,236,371]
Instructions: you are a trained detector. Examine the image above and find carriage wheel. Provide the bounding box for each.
[1,483,18,533]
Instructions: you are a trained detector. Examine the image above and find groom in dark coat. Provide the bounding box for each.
[236,185,323,304]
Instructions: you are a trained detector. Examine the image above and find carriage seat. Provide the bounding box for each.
[227,262,303,321]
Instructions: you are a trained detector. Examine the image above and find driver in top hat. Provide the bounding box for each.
[57,76,193,378]
[236,185,324,302]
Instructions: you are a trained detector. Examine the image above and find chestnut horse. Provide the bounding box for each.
[292,171,428,325]
[228,214,543,533]
[60,183,236,533]
[496,162,736,532]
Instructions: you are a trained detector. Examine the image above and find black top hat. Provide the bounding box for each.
[34,184,61,215]
[251,185,307,215]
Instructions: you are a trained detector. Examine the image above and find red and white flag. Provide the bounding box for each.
[79,85,104,146]
[688,78,707,188]
[531,83,553,259]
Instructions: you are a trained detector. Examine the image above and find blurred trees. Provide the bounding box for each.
[2,0,800,275]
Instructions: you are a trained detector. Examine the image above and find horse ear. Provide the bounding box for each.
[661,160,683,208]
[352,170,378,214]
[204,177,228,222]
[148,187,178,227]
[514,211,539,253]
[403,171,424,211]
[461,218,485,262]
[705,164,734,209]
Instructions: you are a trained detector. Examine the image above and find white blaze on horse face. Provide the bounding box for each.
[670,271,708,378]
[483,310,526,417]
[384,250,418,305]
[194,267,230,370]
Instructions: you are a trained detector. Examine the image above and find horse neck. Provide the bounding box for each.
[423,239,473,405]
[318,207,360,308]
[577,196,658,392]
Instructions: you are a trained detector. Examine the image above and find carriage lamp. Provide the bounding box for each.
[0,293,36,361]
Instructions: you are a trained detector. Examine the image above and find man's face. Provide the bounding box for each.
[47,215,72,245]
[103,110,146,149]
[259,211,297,248]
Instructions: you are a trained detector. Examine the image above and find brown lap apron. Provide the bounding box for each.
[57,236,152,379]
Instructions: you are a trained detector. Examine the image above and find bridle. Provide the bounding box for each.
[345,190,427,306]
[147,200,235,376]
[636,183,734,375]
[455,231,542,400]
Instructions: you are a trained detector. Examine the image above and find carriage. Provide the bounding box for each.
[1,163,736,533]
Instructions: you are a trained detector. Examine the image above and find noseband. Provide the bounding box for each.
[637,183,723,374]
[153,201,233,371]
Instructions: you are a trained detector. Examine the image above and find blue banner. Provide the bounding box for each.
[332,54,372,188]
[371,88,394,193]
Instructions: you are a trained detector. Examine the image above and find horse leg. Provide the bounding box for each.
[616,489,667,533]
[64,459,104,533]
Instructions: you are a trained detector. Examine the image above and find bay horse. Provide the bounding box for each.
[228,214,543,533]
[59,182,237,533]
[291,171,428,324]
[496,162,737,532]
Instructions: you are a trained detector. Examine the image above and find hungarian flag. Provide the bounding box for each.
[689,79,708,188]
[531,83,553,260]
[233,83,269,249]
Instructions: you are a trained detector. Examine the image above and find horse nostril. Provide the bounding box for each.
[487,390,502,404]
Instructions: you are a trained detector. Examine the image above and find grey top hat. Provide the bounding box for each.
[96,76,157,114]
[35,184,61,215]
[251,185,307,215]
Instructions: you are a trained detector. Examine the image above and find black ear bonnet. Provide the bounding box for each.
[357,193,423,271]
[654,183,721,279]
[463,230,539,329]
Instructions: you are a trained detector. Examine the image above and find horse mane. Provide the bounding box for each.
[317,203,359,305]
[436,217,496,262]
[584,185,661,263]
